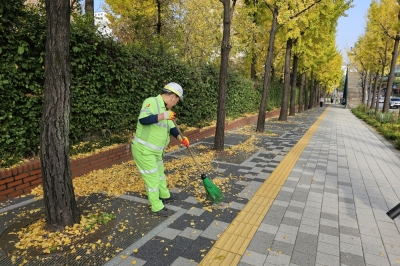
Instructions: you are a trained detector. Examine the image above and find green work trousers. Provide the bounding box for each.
[131,142,171,212]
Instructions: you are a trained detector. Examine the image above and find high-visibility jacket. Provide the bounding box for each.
[133,94,174,152]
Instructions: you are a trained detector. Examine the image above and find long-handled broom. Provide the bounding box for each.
[173,121,224,204]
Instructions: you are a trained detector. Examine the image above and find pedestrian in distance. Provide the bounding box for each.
[131,82,190,217]
[320,97,324,107]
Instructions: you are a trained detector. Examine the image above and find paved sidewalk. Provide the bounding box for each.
[1,104,400,266]
[207,104,400,266]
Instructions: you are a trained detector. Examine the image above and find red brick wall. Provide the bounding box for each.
[0,110,280,202]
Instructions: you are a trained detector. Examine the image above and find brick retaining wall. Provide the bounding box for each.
[0,110,280,202]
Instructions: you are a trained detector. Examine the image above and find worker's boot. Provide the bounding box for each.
[160,193,177,204]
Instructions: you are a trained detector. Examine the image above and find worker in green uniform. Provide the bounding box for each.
[132,82,190,217]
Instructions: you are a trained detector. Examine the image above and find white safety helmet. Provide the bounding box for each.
[163,82,183,100]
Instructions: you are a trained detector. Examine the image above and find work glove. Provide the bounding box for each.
[163,111,176,121]
[178,135,190,147]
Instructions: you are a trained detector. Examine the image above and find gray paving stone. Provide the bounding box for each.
[240,250,267,266]
[299,224,319,235]
[178,227,203,240]
[284,210,302,220]
[316,251,340,266]
[301,217,320,227]
[271,240,294,256]
[360,234,383,247]
[294,240,317,256]
[340,252,366,266]
[238,262,253,266]
[290,200,306,208]
[292,195,307,202]
[170,256,198,266]
[273,199,290,207]
[340,233,362,246]
[116,256,146,266]
[317,241,339,256]
[282,217,301,227]
[384,242,400,256]
[291,250,316,266]
[380,234,400,246]
[247,231,275,254]
[157,227,182,240]
[265,251,291,266]
[228,201,246,210]
[279,224,299,235]
[258,223,279,235]
[364,253,390,266]
[362,242,387,257]
[339,217,359,228]
[339,226,360,237]
[318,233,339,246]
[303,211,321,221]
[263,216,284,227]
[296,232,318,245]
[276,194,293,202]
[269,205,288,214]
[320,225,339,237]
[320,218,339,228]
[281,187,295,193]
[275,231,297,245]
[340,242,363,256]
[387,253,400,265]
[287,205,305,214]
[183,196,199,204]
[200,220,229,240]
[185,207,205,216]
[376,220,398,231]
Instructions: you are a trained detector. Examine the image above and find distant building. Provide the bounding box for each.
[94,12,112,37]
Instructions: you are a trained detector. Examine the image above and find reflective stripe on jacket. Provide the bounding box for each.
[133,95,174,152]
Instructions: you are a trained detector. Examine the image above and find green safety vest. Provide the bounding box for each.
[133,94,174,152]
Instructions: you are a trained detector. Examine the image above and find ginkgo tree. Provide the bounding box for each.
[214,0,237,151]
[255,0,351,129]
[172,0,223,66]
[366,0,393,111]
[104,0,178,50]
[377,0,400,112]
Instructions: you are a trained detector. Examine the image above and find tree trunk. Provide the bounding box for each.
[279,38,292,121]
[383,36,400,112]
[85,0,94,28]
[250,1,257,81]
[256,6,279,132]
[214,0,235,151]
[376,63,386,112]
[251,42,257,80]
[370,71,379,109]
[362,71,368,105]
[42,0,80,231]
[289,54,298,116]
[304,72,308,110]
[309,71,314,109]
[298,72,305,113]
[156,0,164,53]
[366,71,373,107]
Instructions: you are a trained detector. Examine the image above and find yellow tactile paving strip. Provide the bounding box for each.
[199,107,329,266]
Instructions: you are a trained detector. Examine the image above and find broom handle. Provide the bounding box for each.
[172,120,204,172]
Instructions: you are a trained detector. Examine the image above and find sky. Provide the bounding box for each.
[93,0,371,64]
[93,0,104,12]
[336,0,372,64]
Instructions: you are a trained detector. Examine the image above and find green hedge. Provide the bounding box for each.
[0,3,283,168]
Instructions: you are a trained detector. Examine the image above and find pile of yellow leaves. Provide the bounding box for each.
[15,134,260,259]
[30,134,260,202]
[13,212,113,254]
